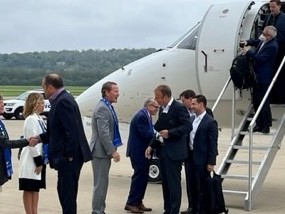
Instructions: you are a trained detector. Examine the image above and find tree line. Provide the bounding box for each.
[0,48,157,86]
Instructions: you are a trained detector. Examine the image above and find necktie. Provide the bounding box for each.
[257,42,265,53]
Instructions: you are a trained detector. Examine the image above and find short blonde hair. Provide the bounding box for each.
[23,93,44,118]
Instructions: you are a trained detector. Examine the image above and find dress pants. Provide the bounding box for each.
[160,148,183,214]
[92,157,111,214]
[189,161,209,214]
[57,157,83,214]
[252,83,272,128]
[126,158,149,205]
[183,151,193,209]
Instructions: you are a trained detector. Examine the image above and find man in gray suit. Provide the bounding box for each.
[89,81,121,214]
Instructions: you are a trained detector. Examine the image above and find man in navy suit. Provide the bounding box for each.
[243,25,278,133]
[188,95,218,214]
[125,98,159,213]
[40,73,92,214]
[179,90,214,214]
[146,85,192,214]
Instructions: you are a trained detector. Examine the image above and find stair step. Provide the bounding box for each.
[222,174,254,180]
[232,145,269,150]
[225,159,261,165]
[223,190,248,196]
[239,131,249,135]
[239,130,276,136]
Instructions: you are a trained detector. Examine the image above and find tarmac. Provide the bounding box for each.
[1,118,285,214]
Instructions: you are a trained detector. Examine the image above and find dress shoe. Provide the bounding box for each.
[253,125,261,132]
[261,126,270,134]
[138,203,152,211]
[124,204,144,213]
[180,208,192,214]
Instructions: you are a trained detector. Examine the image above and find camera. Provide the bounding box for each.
[239,42,245,48]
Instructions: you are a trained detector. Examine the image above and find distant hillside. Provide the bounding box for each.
[0,48,157,86]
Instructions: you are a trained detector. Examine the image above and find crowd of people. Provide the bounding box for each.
[0,77,219,214]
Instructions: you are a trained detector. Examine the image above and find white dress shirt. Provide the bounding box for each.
[189,111,206,150]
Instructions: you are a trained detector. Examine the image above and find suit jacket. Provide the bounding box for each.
[150,100,192,161]
[263,12,285,48]
[89,99,117,158]
[192,113,218,166]
[246,38,278,84]
[205,107,214,118]
[0,130,28,185]
[40,90,92,169]
[126,108,154,162]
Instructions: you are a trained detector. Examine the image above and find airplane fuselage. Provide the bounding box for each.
[76,0,280,126]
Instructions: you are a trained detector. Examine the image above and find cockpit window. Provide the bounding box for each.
[168,23,200,50]
[177,26,199,50]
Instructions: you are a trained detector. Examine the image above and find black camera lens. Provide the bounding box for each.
[240,43,245,48]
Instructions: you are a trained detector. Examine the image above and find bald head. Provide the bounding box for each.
[42,73,64,98]
[42,73,64,89]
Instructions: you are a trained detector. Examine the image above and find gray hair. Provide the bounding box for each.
[144,98,156,107]
[265,25,277,38]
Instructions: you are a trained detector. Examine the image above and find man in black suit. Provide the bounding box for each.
[145,85,192,214]
[39,73,92,214]
[188,95,218,214]
[179,90,214,214]
[262,0,285,103]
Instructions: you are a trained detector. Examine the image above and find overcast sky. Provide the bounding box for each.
[0,0,237,54]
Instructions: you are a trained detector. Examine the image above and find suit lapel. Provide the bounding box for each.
[167,100,176,115]
[195,114,207,134]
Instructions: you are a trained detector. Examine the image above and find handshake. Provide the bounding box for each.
[27,136,41,146]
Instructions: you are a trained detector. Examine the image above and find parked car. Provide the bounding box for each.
[3,89,50,119]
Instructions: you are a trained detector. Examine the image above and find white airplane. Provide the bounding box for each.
[76,0,277,125]
[76,1,285,211]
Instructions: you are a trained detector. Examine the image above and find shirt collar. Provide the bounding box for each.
[49,87,65,104]
[196,110,207,120]
[162,97,174,113]
[188,109,195,117]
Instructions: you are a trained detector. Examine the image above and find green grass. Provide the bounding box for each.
[0,85,88,97]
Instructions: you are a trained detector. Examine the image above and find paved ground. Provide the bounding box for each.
[1,119,285,214]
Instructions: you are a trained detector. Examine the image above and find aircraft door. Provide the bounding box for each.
[196,1,254,99]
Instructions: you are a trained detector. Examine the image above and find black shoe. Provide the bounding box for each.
[253,125,261,132]
[261,127,270,134]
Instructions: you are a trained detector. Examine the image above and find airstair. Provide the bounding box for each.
[212,57,285,211]
[217,103,285,211]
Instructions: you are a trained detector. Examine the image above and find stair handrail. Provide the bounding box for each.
[247,55,285,210]
[212,76,232,113]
